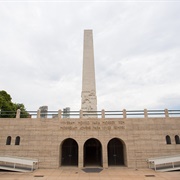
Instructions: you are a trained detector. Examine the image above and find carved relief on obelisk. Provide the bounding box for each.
[81,30,97,117]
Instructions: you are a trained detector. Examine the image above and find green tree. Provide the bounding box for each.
[14,103,30,118]
[0,90,29,118]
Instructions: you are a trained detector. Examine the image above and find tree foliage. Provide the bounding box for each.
[0,90,29,118]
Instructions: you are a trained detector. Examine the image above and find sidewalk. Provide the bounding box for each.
[0,167,180,180]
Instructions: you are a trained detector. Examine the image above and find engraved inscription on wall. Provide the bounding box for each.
[59,120,125,131]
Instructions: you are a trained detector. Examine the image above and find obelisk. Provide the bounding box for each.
[81,30,97,116]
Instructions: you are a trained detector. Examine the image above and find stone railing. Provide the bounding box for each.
[0,109,180,119]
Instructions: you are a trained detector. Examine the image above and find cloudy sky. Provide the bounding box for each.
[0,0,180,112]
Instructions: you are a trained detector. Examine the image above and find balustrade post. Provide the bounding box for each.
[101,109,105,119]
[144,109,148,118]
[37,109,41,118]
[16,109,21,118]
[80,109,83,118]
[165,109,169,118]
[58,109,62,119]
[123,109,127,118]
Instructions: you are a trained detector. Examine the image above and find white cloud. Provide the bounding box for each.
[0,1,180,111]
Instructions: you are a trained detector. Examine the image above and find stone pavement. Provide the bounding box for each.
[0,167,180,180]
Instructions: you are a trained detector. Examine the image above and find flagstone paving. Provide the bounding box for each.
[0,167,180,180]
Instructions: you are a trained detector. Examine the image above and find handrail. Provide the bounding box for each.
[0,109,180,119]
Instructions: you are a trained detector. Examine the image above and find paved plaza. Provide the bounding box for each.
[0,167,180,180]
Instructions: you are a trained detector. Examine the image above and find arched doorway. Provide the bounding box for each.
[84,138,102,167]
[108,138,125,166]
[61,138,78,166]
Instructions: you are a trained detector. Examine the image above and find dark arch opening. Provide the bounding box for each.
[84,138,102,167]
[61,138,78,166]
[6,136,11,145]
[108,138,125,166]
[15,136,20,145]
[175,135,180,144]
[166,135,171,144]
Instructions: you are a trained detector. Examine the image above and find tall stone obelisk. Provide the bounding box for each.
[81,30,97,116]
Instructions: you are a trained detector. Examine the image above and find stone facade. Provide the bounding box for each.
[81,30,97,113]
[0,111,180,169]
